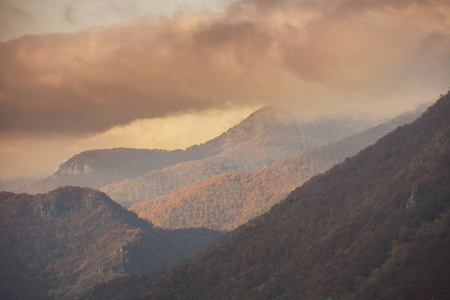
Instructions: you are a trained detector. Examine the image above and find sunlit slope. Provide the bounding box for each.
[131,109,422,231]
[102,107,371,207]
[101,93,450,300]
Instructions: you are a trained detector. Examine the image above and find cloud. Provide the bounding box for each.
[0,0,226,41]
[281,0,450,89]
[62,0,142,26]
[0,3,34,40]
[0,11,275,135]
[1,0,449,181]
[0,0,449,138]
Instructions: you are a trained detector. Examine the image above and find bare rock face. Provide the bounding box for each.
[59,162,91,175]
[407,186,422,209]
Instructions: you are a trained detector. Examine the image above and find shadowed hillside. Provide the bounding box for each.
[0,187,221,299]
[88,93,449,299]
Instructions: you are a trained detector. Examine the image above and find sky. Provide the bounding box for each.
[1,0,450,182]
[0,0,226,41]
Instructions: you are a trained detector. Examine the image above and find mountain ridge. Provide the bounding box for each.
[0,186,221,299]
[101,115,372,207]
[140,93,450,299]
[23,107,274,194]
[23,105,373,206]
[130,107,423,231]
[87,93,449,299]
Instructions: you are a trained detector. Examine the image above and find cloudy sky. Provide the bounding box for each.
[1,0,449,182]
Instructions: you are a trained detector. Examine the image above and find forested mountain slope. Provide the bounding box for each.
[0,187,221,299]
[102,113,371,207]
[24,148,213,194]
[131,109,422,231]
[89,93,449,299]
[24,107,269,194]
[25,106,370,200]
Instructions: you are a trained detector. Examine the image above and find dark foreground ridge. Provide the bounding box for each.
[0,186,221,299]
[89,93,449,299]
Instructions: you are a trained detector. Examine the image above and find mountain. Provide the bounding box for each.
[0,186,221,299]
[89,93,449,299]
[24,147,218,194]
[25,106,370,199]
[130,109,422,231]
[101,109,372,207]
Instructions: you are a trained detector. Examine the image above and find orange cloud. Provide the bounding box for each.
[0,0,449,137]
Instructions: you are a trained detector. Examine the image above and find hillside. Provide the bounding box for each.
[90,93,449,299]
[25,106,370,197]
[24,147,217,194]
[130,109,422,231]
[101,113,371,207]
[0,186,221,299]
